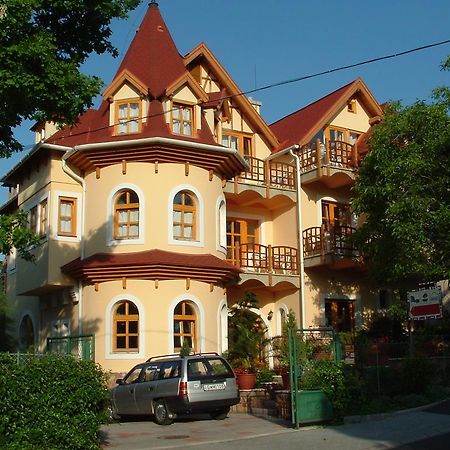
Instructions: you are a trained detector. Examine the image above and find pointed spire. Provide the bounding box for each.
[113,2,187,99]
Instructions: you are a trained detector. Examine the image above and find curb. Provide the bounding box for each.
[344,397,450,424]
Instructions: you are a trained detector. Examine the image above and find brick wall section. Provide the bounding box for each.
[231,388,292,420]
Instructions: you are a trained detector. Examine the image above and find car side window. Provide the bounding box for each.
[124,366,143,384]
[143,364,159,382]
[158,361,181,379]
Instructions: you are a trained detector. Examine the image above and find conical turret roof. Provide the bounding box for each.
[114,1,187,99]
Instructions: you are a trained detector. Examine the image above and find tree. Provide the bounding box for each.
[352,99,450,286]
[0,212,40,260]
[0,0,140,157]
[0,0,140,257]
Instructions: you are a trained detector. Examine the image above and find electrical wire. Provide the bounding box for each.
[18,38,450,144]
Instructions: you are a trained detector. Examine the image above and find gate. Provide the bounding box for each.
[288,327,341,428]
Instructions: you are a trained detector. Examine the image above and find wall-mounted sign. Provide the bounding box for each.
[408,286,442,320]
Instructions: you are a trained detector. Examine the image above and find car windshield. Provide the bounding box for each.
[187,358,234,381]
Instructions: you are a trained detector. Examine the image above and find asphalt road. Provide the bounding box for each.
[101,400,450,450]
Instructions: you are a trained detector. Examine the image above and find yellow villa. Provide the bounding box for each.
[1,2,385,373]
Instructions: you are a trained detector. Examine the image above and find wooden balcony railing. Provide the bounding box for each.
[237,156,296,190]
[231,243,299,275]
[299,139,358,174]
[303,225,359,259]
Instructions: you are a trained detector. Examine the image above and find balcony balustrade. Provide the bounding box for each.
[230,243,299,275]
[298,139,358,187]
[236,156,296,190]
[302,225,360,267]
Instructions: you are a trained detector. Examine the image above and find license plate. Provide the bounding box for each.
[203,383,225,391]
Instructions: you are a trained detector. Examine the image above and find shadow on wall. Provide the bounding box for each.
[305,270,378,329]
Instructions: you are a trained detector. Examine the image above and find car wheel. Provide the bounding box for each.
[153,400,173,425]
[210,407,230,420]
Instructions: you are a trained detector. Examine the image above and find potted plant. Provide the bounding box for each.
[272,310,314,388]
[226,292,267,390]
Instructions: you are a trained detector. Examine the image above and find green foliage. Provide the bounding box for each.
[0,353,109,449]
[0,211,41,260]
[352,98,450,285]
[227,292,267,372]
[272,309,298,368]
[0,0,140,156]
[0,280,16,351]
[179,339,191,357]
[363,302,408,341]
[255,367,275,388]
[301,361,349,418]
[401,357,434,394]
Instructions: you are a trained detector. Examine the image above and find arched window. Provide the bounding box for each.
[113,300,139,352]
[173,191,196,240]
[173,301,197,352]
[218,200,226,248]
[19,315,35,351]
[114,190,139,239]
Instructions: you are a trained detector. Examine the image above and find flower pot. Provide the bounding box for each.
[236,372,256,390]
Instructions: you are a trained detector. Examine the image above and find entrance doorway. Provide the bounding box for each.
[325,299,355,332]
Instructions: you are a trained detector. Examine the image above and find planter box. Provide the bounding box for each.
[295,389,333,424]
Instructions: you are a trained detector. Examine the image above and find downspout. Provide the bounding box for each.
[61,157,85,336]
[289,146,306,329]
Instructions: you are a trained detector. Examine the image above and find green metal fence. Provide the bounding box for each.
[288,327,340,428]
[46,334,95,361]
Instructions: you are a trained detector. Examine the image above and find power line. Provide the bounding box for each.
[20,38,450,144]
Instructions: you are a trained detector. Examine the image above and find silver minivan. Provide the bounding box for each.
[109,353,240,425]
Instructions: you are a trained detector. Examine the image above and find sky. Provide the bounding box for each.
[2,0,450,202]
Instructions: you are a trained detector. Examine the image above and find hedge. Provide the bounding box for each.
[0,353,109,450]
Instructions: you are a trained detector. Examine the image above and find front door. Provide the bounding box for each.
[325,299,355,332]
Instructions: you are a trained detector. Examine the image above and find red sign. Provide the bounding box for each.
[408,286,442,320]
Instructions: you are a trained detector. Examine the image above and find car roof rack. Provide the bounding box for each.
[146,351,221,362]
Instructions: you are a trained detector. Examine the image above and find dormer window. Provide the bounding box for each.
[117,99,141,134]
[347,99,357,113]
[172,103,193,136]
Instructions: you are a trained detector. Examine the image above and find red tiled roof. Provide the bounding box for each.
[114,2,187,100]
[61,249,242,285]
[270,80,357,152]
[46,3,217,148]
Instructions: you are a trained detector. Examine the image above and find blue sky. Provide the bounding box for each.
[3,0,450,202]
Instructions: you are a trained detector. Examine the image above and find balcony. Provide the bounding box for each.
[302,225,361,270]
[224,157,296,209]
[229,243,300,289]
[298,140,358,188]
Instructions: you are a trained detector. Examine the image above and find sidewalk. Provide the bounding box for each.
[101,399,450,450]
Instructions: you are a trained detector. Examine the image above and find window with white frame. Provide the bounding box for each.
[218,200,226,248]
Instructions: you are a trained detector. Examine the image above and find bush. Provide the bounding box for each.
[301,360,350,419]
[401,357,434,394]
[255,367,275,387]
[0,353,109,450]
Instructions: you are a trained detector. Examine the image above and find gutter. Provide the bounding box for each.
[289,146,306,329]
[61,152,86,336]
